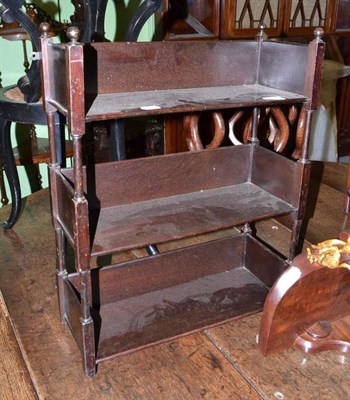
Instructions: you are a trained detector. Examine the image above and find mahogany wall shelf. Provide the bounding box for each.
[40,25,324,376]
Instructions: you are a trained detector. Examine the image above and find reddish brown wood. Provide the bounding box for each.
[333,0,350,31]
[184,112,225,151]
[164,114,187,153]
[66,234,285,361]
[284,0,332,36]
[221,0,285,38]
[162,0,350,157]
[40,30,324,375]
[259,252,350,356]
[291,107,307,159]
[161,0,221,40]
[242,107,290,152]
[221,0,334,39]
[84,41,259,94]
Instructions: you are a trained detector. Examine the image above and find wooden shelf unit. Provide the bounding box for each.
[40,28,324,376]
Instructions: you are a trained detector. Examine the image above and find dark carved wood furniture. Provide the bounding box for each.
[162,0,350,157]
[0,0,69,228]
[163,1,348,44]
[40,24,324,376]
[0,0,161,228]
[259,233,350,356]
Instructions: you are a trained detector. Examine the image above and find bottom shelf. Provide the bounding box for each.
[66,234,286,363]
[96,267,268,361]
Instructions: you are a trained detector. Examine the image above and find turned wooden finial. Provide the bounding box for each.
[314,27,324,42]
[67,25,80,44]
[256,22,268,41]
[40,22,50,38]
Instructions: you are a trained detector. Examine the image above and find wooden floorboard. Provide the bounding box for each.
[277,161,347,245]
[207,314,350,400]
[0,161,349,399]
[312,161,347,193]
[0,190,259,400]
[211,175,350,399]
[0,292,37,400]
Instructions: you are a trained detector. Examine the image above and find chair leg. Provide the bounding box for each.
[30,124,43,189]
[0,117,22,229]
[0,163,9,206]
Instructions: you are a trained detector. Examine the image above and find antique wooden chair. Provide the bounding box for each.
[0,0,162,228]
[0,0,71,228]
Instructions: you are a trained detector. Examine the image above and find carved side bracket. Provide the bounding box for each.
[259,237,350,356]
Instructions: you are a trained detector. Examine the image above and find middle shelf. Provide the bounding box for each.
[55,144,299,256]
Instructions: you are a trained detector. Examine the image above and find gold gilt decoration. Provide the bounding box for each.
[307,238,350,269]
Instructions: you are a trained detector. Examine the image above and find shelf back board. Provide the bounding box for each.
[83,41,260,94]
[62,145,250,208]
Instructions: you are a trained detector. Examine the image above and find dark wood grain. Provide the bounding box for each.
[312,161,347,193]
[0,160,348,398]
[57,145,297,255]
[0,293,37,400]
[39,31,324,375]
[335,0,350,30]
[0,190,260,400]
[207,313,350,400]
[85,41,259,94]
[84,84,306,121]
[260,255,350,355]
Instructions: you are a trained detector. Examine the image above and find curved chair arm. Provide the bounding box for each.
[70,0,107,42]
[125,0,164,41]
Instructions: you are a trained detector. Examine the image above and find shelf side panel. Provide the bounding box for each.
[55,170,75,243]
[245,235,286,288]
[251,146,296,205]
[44,44,68,112]
[258,41,309,96]
[63,278,84,353]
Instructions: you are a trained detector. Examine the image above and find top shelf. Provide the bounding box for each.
[85,84,306,121]
[43,38,322,125]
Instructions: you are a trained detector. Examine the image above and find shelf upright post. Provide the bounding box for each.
[288,27,325,263]
[39,23,69,329]
[66,26,96,377]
